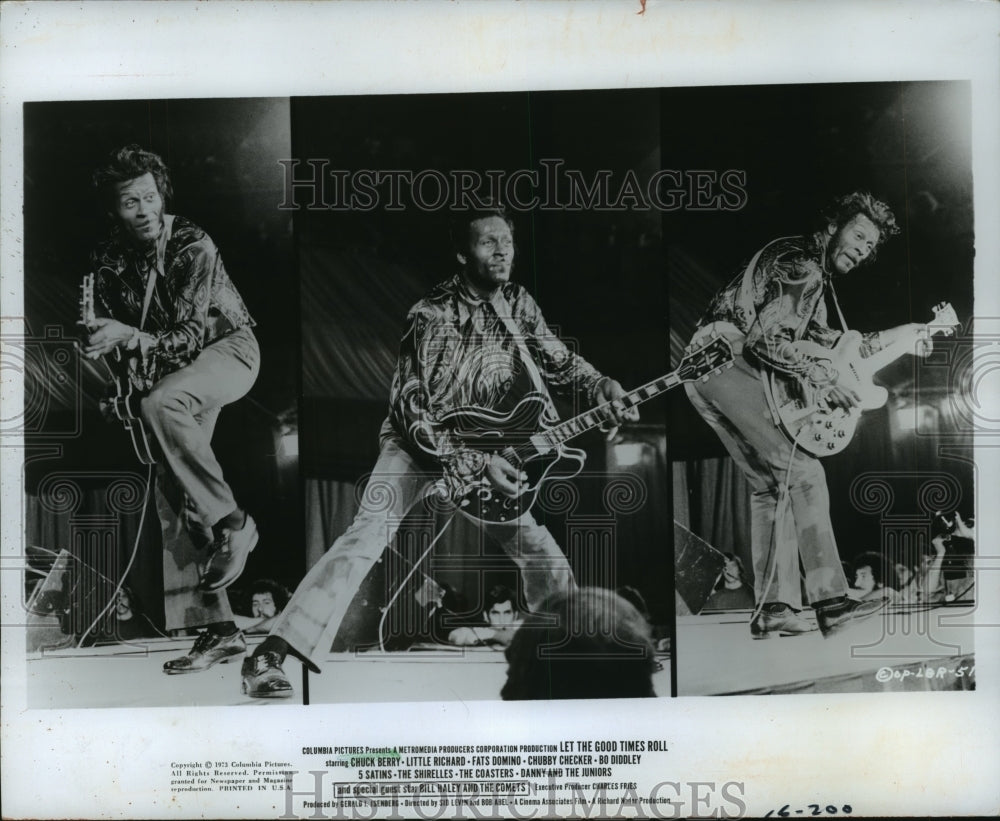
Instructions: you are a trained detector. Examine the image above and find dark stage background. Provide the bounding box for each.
[22,99,301,631]
[664,81,976,585]
[293,89,672,632]
[19,81,975,651]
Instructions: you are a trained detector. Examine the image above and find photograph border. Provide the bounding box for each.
[2,2,999,818]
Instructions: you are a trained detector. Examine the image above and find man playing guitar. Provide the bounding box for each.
[82,145,260,673]
[239,208,637,697]
[686,192,936,639]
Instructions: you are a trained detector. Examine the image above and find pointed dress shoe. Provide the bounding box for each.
[241,651,294,698]
[816,597,886,637]
[163,630,246,674]
[750,603,819,639]
[199,515,259,591]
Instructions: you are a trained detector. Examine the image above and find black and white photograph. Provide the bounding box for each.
[288,89,671,704]
[18,98,301,708]
[666,81,978,695]
[2,2,999,819]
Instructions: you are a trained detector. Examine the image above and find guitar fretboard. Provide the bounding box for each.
[530,372,682,453]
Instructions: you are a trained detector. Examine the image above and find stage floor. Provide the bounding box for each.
[676,602,977,695]
[26,604,971,706]
[25,638,672,709]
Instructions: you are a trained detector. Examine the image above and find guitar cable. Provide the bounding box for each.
[75,462,155,648]
[750,273,851,623]
[748,427,806,626]
[377,509,459,653]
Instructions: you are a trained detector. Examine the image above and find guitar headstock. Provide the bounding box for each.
[678,335,735,383]
[929,301,960,337]
[80,273,96,326]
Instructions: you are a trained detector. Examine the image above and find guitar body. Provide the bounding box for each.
[441,393,586,524]
[765,303,958,457]
[766,331,886,457]
[436,335,737,523]
[103,349,157,465]
[81,274,158,465]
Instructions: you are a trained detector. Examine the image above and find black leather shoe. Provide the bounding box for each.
[199,515,259,591]
[750,603,818,640]
[163,630,246,674]
[817,597,886,637]
[241,651,294,699]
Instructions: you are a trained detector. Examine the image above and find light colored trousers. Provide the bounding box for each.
[141,327,260,631]
[271,436,575,670]
[685,326,848,609]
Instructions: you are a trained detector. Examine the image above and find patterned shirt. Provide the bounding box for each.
[90,215,254,385]
[698,232,880,381]
[386,275,606,498]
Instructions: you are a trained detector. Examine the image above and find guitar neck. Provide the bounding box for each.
[533,372,682,450]
[80,273,96,325]
[863,324,950,374]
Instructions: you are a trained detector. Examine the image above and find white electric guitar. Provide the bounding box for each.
[763,302,959,457]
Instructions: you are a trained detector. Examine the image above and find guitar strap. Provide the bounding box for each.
[492,292,547,396]
[825,277,850,332]
[139,215,174,330]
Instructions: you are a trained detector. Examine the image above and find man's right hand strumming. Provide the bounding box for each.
[485,453,528,498]
[822,383,861,412]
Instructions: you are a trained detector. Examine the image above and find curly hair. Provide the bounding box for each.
[821,191,899,246]
[250,578,291,612]
[92,144,172,211]
[852,551,891,589]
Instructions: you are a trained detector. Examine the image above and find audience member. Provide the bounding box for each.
[848,551,900,603]
[616,585,670,653]
[234,579,290,635]
[893,538,947,605]
[702,552,755,610]
[939,511,976,602]
[80,585,160,646]
[501,587,657,700]
[448,584,523,647]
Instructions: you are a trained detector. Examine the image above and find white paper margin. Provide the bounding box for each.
[2,1,999,818]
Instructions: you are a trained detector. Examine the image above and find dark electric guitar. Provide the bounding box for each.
[763,302,959,457]
[440,336,734,523]
[80,273,158,465]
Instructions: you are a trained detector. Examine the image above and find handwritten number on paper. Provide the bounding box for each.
[764,805,853,818]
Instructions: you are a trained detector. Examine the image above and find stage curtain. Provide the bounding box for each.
[603,429,672,624]
[304,478,361,568]
[303,477,518,616]
[673,457,754,585]
[302,450,673,623]
[300,246,427,402]
[24,484,165,632]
